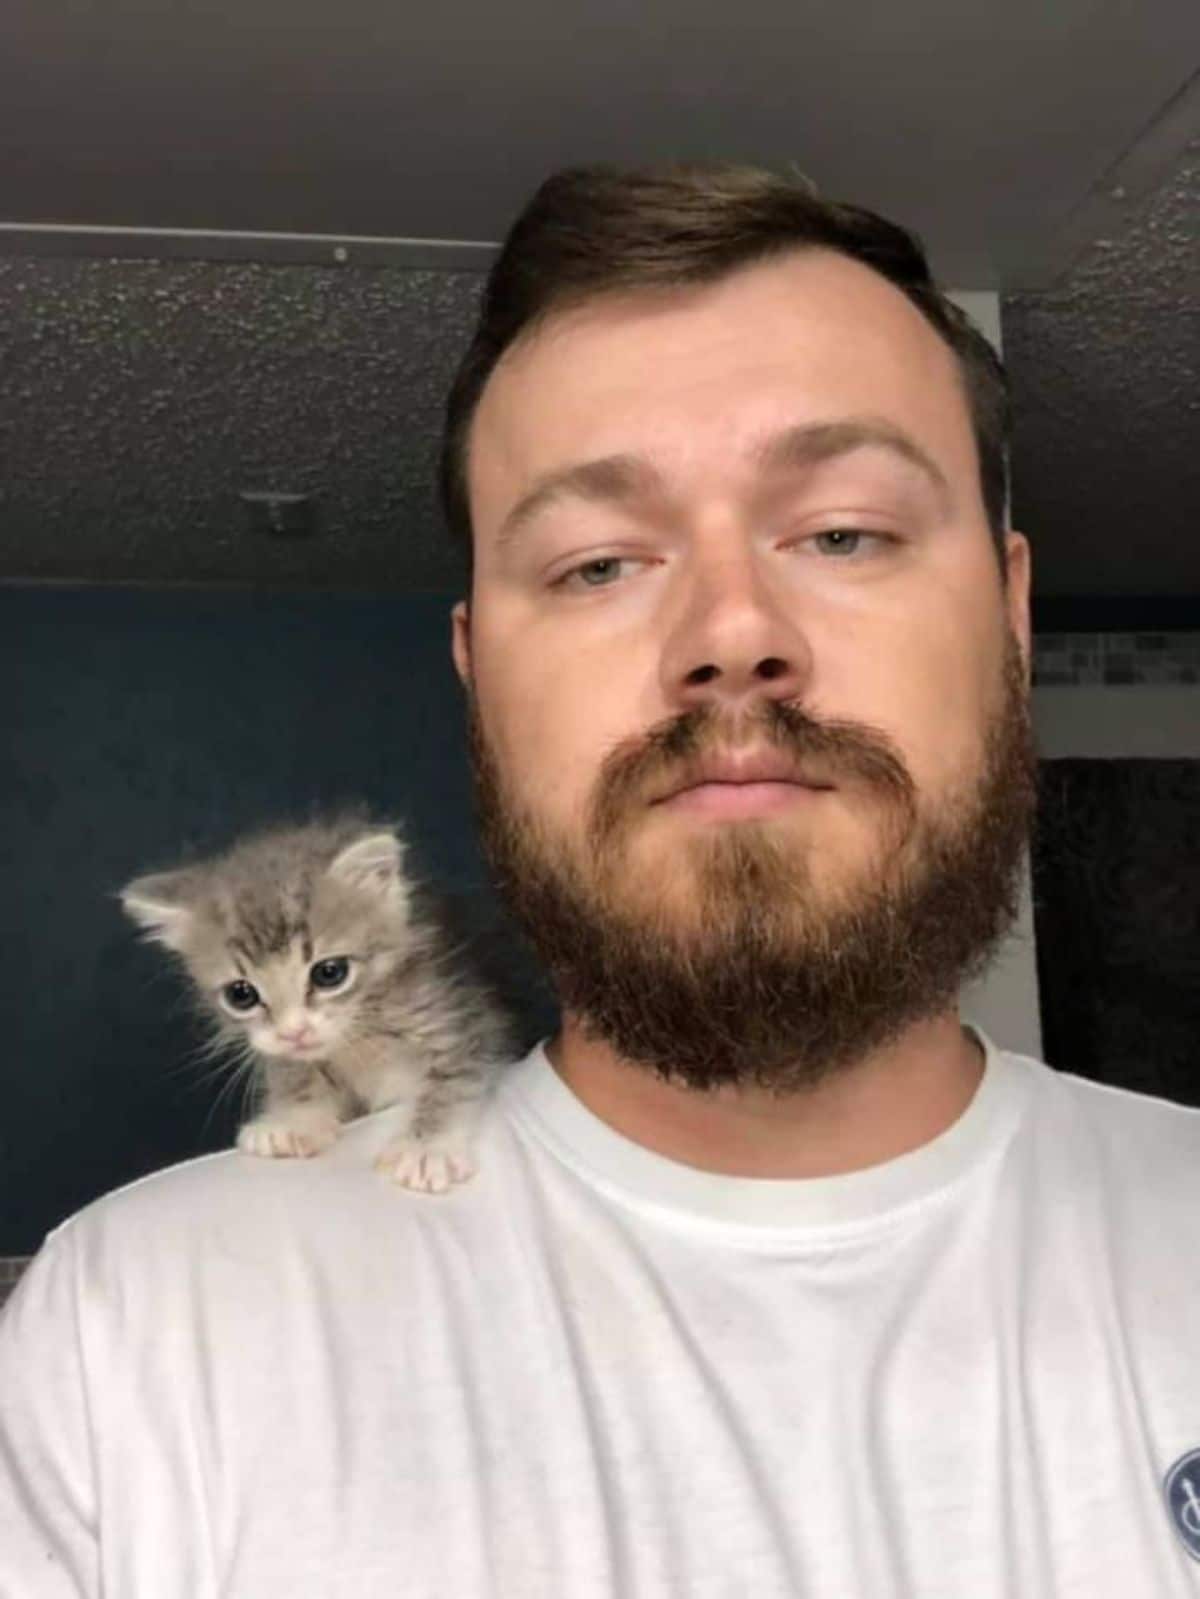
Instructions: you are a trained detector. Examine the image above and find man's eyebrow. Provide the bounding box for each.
[494,417,949,548]
[495,455,663,548]
[754,418,950,499]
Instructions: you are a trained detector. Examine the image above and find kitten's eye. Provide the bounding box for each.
[310,957,351,991]
[222,979,261,1013]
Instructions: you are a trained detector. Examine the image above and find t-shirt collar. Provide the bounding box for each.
[501,1024,1033,1238]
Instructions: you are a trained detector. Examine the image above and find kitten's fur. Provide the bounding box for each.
[121,816,516,1193]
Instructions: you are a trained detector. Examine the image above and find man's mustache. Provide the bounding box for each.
[590,700,918,846]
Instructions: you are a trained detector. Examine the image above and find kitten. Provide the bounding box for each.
[120,816,516,1193]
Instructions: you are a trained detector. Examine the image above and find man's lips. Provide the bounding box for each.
[656,780,831,819]
[651,750,836,806]
[649,753,836,819]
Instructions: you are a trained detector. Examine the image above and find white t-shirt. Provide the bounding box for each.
[3,1028,1200,1597]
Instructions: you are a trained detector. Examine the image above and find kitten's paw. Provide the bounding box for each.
[375,1139,477,1194]
[238,1114,339,1160]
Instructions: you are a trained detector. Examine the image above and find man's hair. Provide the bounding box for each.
[439,162,1010,569]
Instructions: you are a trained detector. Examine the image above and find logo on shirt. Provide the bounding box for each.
[1164,1449,1200,1560]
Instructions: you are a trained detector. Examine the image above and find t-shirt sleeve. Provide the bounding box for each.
[0,1228,100,1598]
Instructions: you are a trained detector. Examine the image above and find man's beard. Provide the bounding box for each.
[467,635,1037,1096]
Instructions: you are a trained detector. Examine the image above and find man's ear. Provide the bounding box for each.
[1003,531,1033,682]
[451,600,472,688]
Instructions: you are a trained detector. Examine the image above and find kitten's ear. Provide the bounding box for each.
[120,870,198,952]
[328,832,410,912]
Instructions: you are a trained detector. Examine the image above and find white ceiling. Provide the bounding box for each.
[3,0,1198,286]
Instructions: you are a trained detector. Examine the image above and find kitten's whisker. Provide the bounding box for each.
[168,1032,241,1086]
[236,1059,261,1130]
[198,1050,259,1144]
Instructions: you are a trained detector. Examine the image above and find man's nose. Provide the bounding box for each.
[658,542,813,716]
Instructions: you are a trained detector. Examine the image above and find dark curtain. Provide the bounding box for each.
[1033,759,1200,1105]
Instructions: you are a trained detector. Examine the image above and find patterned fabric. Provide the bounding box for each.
[1033,759,1200,1104]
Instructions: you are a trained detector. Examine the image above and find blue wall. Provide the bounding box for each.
[2,585,551,1253]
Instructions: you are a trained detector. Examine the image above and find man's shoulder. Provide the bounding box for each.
[1030,1050,1200,1191]
[42,1100,461,1280]
[1050,1057,1200,1130]
[20,1053,542,1304]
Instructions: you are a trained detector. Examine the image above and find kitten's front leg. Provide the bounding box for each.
[238,1061,342,1160]
[374,1136,477,1194]
[372,1063,489,1195]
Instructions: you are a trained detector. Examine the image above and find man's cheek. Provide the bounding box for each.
[491,695,580,812]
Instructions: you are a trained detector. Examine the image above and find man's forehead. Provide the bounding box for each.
[469,250,972,515]
[490,248,955,393]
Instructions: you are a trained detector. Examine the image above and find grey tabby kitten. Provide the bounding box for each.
[121,816,515,1193]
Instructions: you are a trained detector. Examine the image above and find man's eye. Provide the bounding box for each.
[810,529,885,558]
[554,557,637,591]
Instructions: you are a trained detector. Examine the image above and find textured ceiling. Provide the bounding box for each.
[1,133,1197,606]
[0,4,1196,609]
[1004,140,1200,600]
[0,257,478,589]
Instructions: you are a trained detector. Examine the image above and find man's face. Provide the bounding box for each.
[453,248,1035,1090]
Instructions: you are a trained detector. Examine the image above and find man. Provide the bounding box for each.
[2,164,1198,1595]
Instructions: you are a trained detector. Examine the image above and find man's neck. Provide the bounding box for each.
[544,1011,986,1180]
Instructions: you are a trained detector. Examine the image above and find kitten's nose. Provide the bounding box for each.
[277,1023,317,1048]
